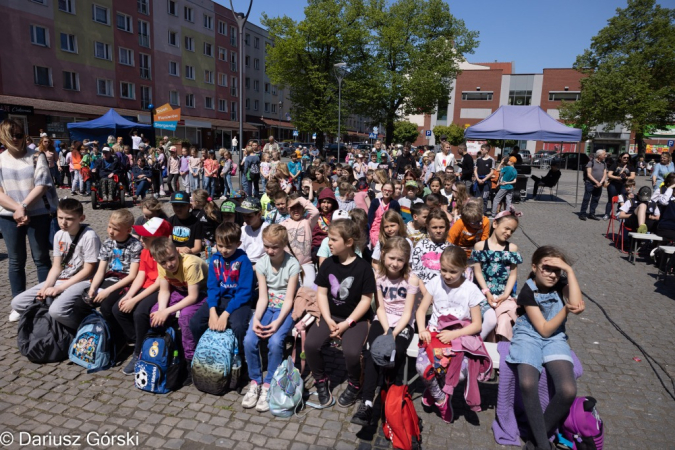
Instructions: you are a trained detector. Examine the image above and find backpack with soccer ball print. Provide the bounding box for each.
[134,327,185,394]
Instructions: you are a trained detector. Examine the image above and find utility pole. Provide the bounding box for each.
[333,62,347,163]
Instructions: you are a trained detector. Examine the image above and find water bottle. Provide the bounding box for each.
[230,347,241,389]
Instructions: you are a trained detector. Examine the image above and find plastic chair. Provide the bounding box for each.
[615,221,633,254]
[535,180,559,200]
[605,196,619,241]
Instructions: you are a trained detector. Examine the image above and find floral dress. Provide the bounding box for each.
[470,240,523,297]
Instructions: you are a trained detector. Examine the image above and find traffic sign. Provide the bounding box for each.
[668,140,674,147]
[312,133,316,140]
[425,130,432,137]
[373,126,378,134]
[293,130,299,137]
[369,133,377,139]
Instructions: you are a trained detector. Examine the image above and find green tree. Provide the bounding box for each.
[392,121,420,143]
[347,0,478,146]
[559,0,675,154]
[432,123,465,146]
[262,0,369,154]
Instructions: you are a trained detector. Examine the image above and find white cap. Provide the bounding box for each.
[332,210,350,221]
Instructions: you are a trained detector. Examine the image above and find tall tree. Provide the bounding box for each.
[262,0,369,154]
[392,121,420,143]
[348,0,478,145]
[559,0,675,154]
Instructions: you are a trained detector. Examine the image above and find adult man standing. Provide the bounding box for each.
[434,141,456,173]
[231,135,238,154]
[474,143,495,213]
[458,143,474,189]
[394,143,416,179]
[579,150,608,221]
[374,140,385,163]
[131,130,142,152]
[263,135,279,153]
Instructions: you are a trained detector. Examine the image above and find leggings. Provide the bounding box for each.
[111,290,159,351]
[304,315,369,385]
[167,173,180,194]
[518,361,577,449]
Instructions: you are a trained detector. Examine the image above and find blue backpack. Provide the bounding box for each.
[69,311,115,373]
[192,329,237,395]
[134,327,185,394]
[269,356,304,417]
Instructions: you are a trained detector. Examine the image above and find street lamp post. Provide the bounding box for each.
[278,101,283,142]
[333,62,347,163]
[229,0,252,189]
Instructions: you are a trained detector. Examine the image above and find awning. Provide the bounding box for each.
[261,118,295,130]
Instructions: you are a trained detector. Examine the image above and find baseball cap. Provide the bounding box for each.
[220,200,236,214]
[357,154,364,158]
[332,210,350,221]
[371,334,396,368]
[405,180,418,189]
[357,179,369,192]
[637,186,652,203]
[133,217,172,237]
[236,197,262,214]
[102,147,111,152]
[509,156,518,163]
[170,191,190,204]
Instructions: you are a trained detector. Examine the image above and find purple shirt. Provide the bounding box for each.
[179,156,190,173]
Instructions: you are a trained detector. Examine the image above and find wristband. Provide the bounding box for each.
[346,318,355,328]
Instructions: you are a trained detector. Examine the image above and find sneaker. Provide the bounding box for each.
[242,383,260,409]
[637,224,648,234]
[122,354,138,375]
[255,385,270,412]
[8,309,20,322]
[579,214,587,221]
[436,394,453,424]
[421,389,434,408]
[337,381,361,407]
[588,214,600,221]
[314,378,335,408]
[602,214,609,221]
[350,402,373,426]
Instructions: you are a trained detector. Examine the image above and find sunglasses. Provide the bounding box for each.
[11,133,24,140]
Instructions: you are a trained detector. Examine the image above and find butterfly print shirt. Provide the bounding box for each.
[315,256,376,321]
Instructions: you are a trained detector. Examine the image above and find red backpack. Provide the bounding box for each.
[381,385,423,450]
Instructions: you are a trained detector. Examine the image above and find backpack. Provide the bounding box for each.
[191,329,237,395]
[381,384,423,450]
[17,298,75,364]
[268,356,304,417]
[561,397,604,450]
[134,327,185,394]
[231,163,238,176]
[249,156,260,175]
[68,311,115,373]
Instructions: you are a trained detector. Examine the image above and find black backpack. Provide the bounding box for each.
[17,298,75,363]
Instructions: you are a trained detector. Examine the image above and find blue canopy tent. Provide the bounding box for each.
[67,109,154,147]
[464,105,583,204]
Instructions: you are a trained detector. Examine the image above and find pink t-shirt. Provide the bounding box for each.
[354,191,369,211]
[376,275,419,328]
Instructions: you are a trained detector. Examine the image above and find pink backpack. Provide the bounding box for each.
[230,163,237,176]
[561,397,604,450]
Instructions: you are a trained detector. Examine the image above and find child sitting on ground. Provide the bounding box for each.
[242,225,301,412]
[448,199,490,258]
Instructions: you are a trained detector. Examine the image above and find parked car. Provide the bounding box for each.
[550,152,590,170]
[324,143,348,156]
[519,150,532,164]
[279,142,292,157]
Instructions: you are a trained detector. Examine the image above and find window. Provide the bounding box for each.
[60,33,77,53]
[271,103,277,113]
[97,78,113,96]
[245,98,250,110]
[230,26,237,46]
[141,86,152,109]
[58,0,75,14]
[120,82,135,99]
[548,91,580,102]
[245,33,250,46]
[167,0,177,16]
[218,73,227,87]
[230,77,237,97]
[245,77,250,89]
[168,30,178,47]
[203,14,213,30]
[203,42,213,57]
[204,70,213,84]
[169,90,179,106]
[185,93,195,108]
[218,47,227,61]
[30,25,49,47]
[271,85,277,95]
[254,58,260,70]
[184,36,194,51]
[139,53,151,79]
[185,65,194,80]
[94,41,112,60]
[230,52,237,72]
[264,82,270,93]
[184,6,194,22]
[231,102,237,120]
[254,100,259,111]
[116,13,132,32]
[205,97,214,109]
[508,90,532,106]
[461,91,492,101]
[264,102,269,113]
[254,37,259,49]
[218,99,227,112]
[119,47,134,66]
[137,0,148,15]
[138,20,150,48]
[245,56,250,67]
[31,0,46,4]
[92,4,109,25]
[218,21,227,36]
[169,61,179,76]
[34,66,52,87]
[63,71,79,91]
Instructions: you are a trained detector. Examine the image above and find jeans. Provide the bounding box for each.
[245,174,260,197]
[243,307,295,384]
[189,172,200,192]
[261,177,268,195]
[135,180,151,199]
[180,174,190,193]
[0,214,52,297]
[224,173,234,196]
[203,177,216,198]
[71,169,83,193]
[475,180,491,214]
[637,168,647,176]
[84,180,91,195]
[605,182,626,217]
[580,181,602,217]
[49,166,60,186]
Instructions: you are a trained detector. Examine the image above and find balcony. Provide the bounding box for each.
[140,68,151,80]
[139,34,150,48]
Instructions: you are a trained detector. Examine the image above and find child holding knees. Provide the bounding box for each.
[447,199,489,258]
[415,246,485,423]
[282,193,320,286]
[506,246,584,450]
[351,237,419,427]
[242,225,301,412]
[371,209,413,269]
[305,219,376,409]
[471,208,523,341]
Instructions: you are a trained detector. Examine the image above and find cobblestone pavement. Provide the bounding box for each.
[0,168,673,449]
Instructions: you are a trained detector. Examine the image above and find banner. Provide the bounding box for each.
[153,104,181,130]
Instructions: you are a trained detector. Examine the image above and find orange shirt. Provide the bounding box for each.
[447,217,490,257]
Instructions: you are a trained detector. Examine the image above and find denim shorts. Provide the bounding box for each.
[505,318,572,372]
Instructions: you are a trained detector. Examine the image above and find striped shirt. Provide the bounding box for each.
[0,148,57,217]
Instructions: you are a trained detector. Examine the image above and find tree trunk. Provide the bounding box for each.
[385,118,395,147]
[316,132,326,159]
[635,132,645,155]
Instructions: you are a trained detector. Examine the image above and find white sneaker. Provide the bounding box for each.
[255,385,270,412]
[8,309,20,322]
[242,383,260,409]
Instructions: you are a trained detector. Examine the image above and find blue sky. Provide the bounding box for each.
[219,0,660,73]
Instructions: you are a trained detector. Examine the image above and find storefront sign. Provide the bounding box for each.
[153,103,181,131]
[0,103,34,115]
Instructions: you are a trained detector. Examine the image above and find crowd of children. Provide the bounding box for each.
[9,139,597,450]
